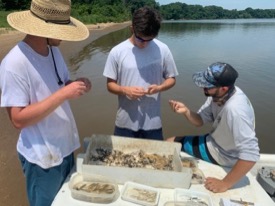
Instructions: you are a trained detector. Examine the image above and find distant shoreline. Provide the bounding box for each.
[0,21,131,62]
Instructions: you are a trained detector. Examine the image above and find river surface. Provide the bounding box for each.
[69,19,275,153]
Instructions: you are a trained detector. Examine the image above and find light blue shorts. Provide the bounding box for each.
[175,134,218,165]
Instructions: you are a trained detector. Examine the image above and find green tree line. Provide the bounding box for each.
[0,0,275,27]
[0,0,159,27]
[160,2,275,19]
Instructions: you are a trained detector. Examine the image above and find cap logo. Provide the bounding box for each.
[204,67,218,86]
[205,64,226,86]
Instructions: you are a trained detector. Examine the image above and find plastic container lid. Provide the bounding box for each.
[163,201,192,206]
[68,173,119,203]
[121,181,160,206]
[174,188,213,206]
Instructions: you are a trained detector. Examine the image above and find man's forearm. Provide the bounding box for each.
[7,89,67,129]
[223,159,256,189]
[159,77,176,91]
[185,109,203,127]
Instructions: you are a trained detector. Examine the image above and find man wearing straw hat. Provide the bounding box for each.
[0,0,91,205]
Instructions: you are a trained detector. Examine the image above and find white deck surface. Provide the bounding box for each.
[52,153,275,206]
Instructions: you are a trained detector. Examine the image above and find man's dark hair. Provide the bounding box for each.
[132,6,162,37]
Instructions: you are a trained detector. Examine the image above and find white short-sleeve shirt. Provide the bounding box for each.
[103,39,178,131]
[0,42,80,169]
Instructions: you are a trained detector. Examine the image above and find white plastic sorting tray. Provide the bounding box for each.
[77,134,192,189]
[68,173,119,204]
[121,181,160,206]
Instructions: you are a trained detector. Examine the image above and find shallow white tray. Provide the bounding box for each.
[121,181,160,206]
[68,173,119,204]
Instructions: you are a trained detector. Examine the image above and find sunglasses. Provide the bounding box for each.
[134,32,154,43]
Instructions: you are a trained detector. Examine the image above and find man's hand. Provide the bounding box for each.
[146,84,161,95]
[169,100,189,115]
[166,136,176,142]
[204,160,256,193]
[75,77,92,92]
[61,81,88,99]
[204,177,231,193]
[123,86,146,100]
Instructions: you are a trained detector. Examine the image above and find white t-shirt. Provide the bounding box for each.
[198,87,260,166]
[0,41,80,169]
[103,38,178,131]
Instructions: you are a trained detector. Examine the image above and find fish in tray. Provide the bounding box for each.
[121,181,160,206]
[174,188,213,206]
[69,173,119,203]
[73,182,115,194]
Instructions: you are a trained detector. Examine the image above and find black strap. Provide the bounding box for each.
[31,10,71,25]
[47,39,63,85]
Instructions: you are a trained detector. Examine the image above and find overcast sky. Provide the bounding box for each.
[156,0,275,10]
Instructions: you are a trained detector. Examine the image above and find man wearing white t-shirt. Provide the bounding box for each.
[103,6,178,140]
[168,62,260,193]
[0,1,91,205]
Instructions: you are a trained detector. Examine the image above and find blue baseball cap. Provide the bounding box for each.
[192,62,239,88]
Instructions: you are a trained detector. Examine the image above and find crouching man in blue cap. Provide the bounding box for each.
[167,62,260,193]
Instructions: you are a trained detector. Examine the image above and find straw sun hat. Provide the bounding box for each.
[7,0,89,41]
